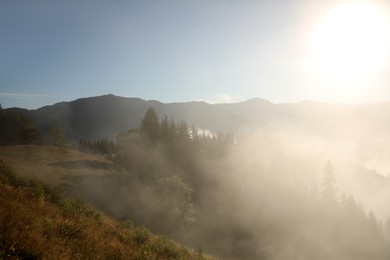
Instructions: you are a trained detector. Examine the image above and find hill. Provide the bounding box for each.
[0,157,207,259]
[9,94,248,142]
[7,94,390,145]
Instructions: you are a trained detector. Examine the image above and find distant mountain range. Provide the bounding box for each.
[7,94,390,143]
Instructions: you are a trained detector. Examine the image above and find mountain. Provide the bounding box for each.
[10,94,251,142]
[8,94,390,144]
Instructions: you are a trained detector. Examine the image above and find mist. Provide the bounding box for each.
[2,98,390,258]
[52,105,390,260]
[3,0,390,258]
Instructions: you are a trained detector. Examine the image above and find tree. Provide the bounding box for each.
[190,125,199,142]
[49,126,66,147]
[0,109,41,146]
[156,175,195,230]
[167,119,177,143]
[140,107,160,142]
[321,160,338,203]
[160,115,170,143]
[177,121,190,144]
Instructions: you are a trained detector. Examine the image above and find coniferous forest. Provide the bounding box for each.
[71,107,390,259]
[1,104,390,259]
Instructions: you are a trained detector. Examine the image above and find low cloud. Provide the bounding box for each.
[206,94,243,104]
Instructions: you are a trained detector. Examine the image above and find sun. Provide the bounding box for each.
[306,1,390,100]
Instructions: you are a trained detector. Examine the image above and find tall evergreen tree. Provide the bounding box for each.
[167,119,177,143]
[177,121,190,143]
[160,115,170,143]
[321,160,338,203]
[140,107,160,142]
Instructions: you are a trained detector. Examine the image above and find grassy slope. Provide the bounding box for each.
[0,146,208,259]
[0,145,124,185]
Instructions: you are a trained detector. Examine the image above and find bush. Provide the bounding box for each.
[27,179,45,201]
[133,226,150,245]
[59,197,93,218]
[115,230,131,244]
[120,219,134,229]
[152,237,184,259]
[0,160,25,187]
[58,223,82,240]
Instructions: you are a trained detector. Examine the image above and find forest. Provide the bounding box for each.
[1,106,390,259]
[76,107,390,259]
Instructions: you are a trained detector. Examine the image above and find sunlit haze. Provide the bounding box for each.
[305,1,390,101]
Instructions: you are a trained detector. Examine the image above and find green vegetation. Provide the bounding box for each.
[157,175,195,230]
[0,160,207,259]
[79,138,116,154]
[0,106,41,146]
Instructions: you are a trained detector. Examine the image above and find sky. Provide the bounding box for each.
[1,0,390,109]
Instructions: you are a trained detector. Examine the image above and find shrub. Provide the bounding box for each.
[115,231,131,244]
[59,197,94,218]
[152,237,184,259]
[120,219,134,230]
[133,226,150,245]
[27,179,45,201]
[0,159,25,187]
[58,223,82,240]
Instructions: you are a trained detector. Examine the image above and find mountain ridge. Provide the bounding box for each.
[5,94,390,144]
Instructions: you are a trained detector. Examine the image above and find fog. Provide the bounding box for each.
[61,106,390,259]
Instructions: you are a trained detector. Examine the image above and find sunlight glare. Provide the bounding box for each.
[306,1,390,100]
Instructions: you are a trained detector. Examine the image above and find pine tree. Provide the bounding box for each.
[160,115,170,143]
[321,160,338,203]
[168,119,177,143]
[140,107,160,143]
[177,121,190,143]
[190,125,199,142]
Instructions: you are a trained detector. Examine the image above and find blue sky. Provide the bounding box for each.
[1,1,390,109]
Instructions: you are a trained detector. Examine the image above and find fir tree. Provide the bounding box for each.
[140,107,160,143]
[321,160,338,203]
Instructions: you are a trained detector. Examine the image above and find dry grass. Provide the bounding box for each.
[0,159,208,259]
[0,145,124,185]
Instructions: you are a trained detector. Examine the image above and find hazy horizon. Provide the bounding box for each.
[5,93,390,110]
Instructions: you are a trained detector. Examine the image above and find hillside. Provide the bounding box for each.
[1,137,390,258]
[0,145,125,186]
[0,157,207,259]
